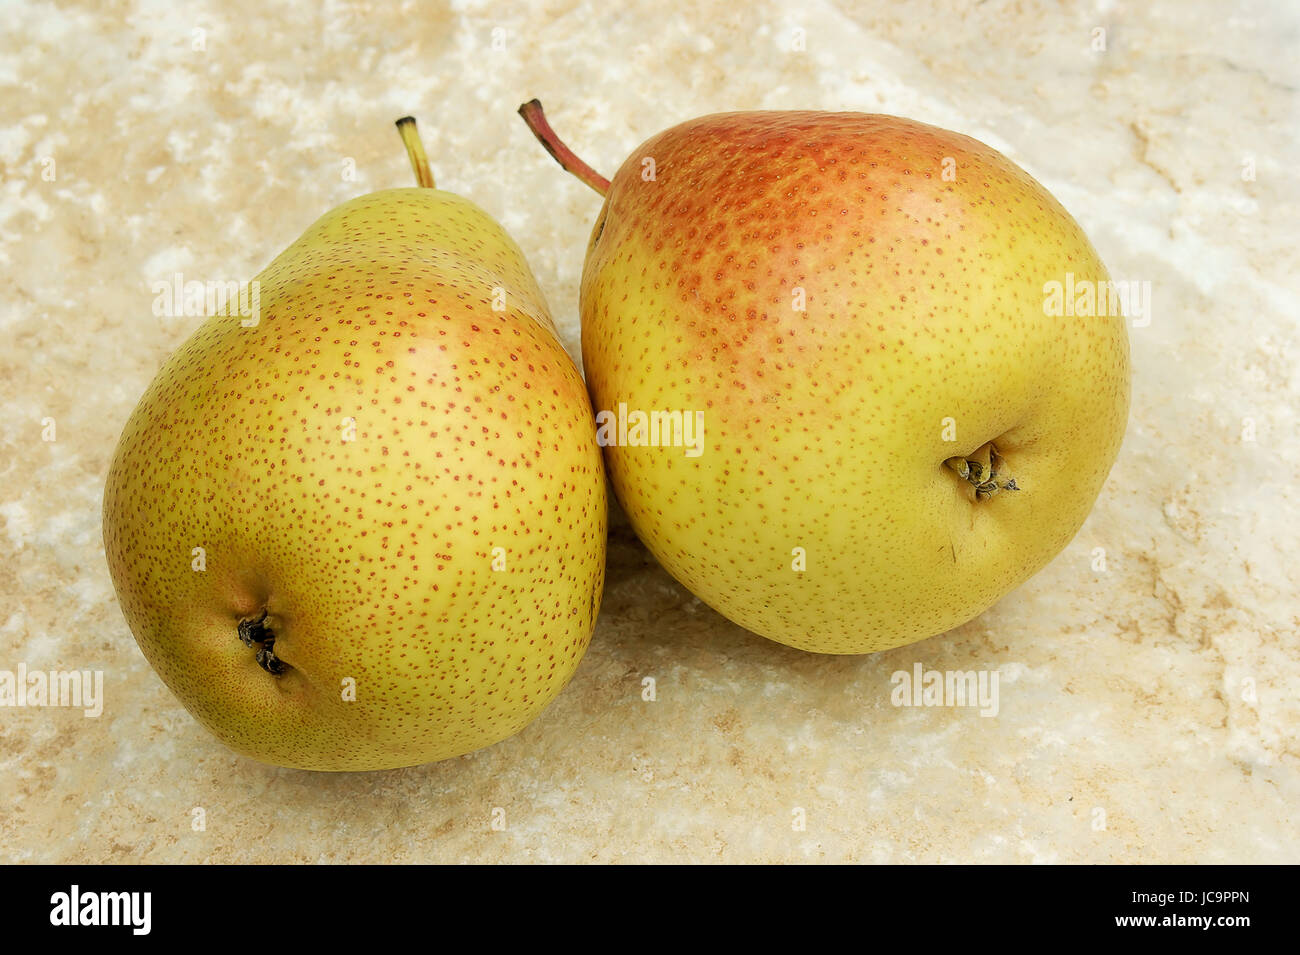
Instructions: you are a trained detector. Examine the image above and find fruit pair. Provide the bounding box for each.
[103,109,1129,771]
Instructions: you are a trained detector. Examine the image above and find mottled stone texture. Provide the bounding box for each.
[1,0,1296,862]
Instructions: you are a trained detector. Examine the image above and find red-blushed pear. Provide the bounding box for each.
[103,119,607,770]
[520,101,1129,654]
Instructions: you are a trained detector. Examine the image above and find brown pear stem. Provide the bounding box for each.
[395,116,436,188]
[517,99,610,197]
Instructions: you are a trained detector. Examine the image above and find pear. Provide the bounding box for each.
[520,102,1129,654]
[103,118,607,770]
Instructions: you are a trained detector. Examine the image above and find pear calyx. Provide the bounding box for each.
[945,445,1020,501]
[237,611,287,675]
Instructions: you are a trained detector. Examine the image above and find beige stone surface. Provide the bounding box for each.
[2,0,1297,863]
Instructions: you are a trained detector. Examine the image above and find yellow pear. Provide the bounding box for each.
[521,103,1128,654]
[103,119,607,770]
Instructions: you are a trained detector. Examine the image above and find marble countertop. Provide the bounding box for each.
[2,0,1297,863]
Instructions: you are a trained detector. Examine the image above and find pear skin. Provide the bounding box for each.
[104,123,606,770]
[523,105,1129,654]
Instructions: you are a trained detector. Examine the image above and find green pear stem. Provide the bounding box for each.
[517,99,610,197]
[395,116,436,188]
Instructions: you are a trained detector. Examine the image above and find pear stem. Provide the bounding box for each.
[517,99,610,197]
[395,116,436,188]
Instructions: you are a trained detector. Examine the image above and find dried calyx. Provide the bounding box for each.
[945,444,1020,501]
[237,611,287,675]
